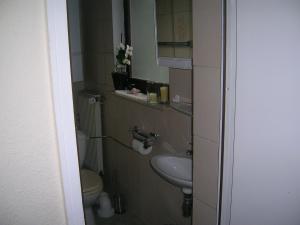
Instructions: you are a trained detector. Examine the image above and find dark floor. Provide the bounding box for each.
[96,212,146,225]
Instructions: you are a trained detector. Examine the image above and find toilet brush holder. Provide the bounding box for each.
[97,192,114,218]
[113,194,126,214]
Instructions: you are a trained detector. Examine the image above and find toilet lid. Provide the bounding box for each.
[80,169,103,193]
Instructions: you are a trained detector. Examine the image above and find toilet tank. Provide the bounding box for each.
[76,130,87,167]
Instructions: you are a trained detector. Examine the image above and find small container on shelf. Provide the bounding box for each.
[159,85,169,104]
[148,92,158,104]
[146,81,158,104]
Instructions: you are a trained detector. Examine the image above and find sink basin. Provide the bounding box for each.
[150,154,192,194]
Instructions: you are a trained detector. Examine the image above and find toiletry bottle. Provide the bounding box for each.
[160,86,169,103]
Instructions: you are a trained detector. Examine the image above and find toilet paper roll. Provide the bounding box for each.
[131,139,152,155]
[132,139,140,152]
[138,145,152,155]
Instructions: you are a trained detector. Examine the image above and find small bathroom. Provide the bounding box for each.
[67,0,222,225]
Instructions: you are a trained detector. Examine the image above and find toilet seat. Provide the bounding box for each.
[80,169,103,194]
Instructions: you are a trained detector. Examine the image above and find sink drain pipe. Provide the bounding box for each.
[182,193,193,217]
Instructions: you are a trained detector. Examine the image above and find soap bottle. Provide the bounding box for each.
[147,82,158,104]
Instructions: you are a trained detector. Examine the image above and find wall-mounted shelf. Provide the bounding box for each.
[115,90,147,102]
[112,90,166,111]
[170,102,192,116]
[112,90,192,117]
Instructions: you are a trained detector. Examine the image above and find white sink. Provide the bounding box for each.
[150,154,192,194]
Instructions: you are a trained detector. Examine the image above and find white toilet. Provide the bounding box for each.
[76,130,114,225]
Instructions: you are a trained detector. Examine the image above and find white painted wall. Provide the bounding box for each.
[230,1,300,225]
[67,0,84,82]
[0,1,67,225]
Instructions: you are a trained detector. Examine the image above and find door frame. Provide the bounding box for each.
[45,0,237,225]
[46,0,85,225]
[219,0,237,225]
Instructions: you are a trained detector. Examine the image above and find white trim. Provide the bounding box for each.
[220,0,237,225]
[46,1,85,225]
[217,0,225,222]
[158,57,192,70]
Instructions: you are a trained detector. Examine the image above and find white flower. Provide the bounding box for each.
[126,45,133,56]
[123,59,131,65]
[119,43,125,50]
[127,51,133,57]
[127,45,133,51]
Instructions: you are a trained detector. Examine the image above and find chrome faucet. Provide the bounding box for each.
[131,126,159,148]
[186,149,193,156]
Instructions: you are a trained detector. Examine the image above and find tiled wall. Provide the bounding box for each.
[78,0,223,224]
[98,85,192,225]
[67,0,84,82]
[79,0,193,225]
[102,94,192,225]
[169,68,192,101]
[81,0,115,91]
[156,0,192,58]
[192,0,222,224]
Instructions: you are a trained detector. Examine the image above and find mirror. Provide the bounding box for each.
[127,0,192,84]
[156,0,192,59]
[129,0,169,83]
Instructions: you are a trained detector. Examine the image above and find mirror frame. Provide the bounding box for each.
[123,0,192,77]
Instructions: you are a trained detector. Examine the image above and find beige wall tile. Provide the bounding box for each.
[174,12,192,42]
[193,0,222,67]
[169,68,192,101]
[173,0,192,13]
[100,0,112,20]
[72,81,85,111]
[103,19,114,53]
[156,0,172,15]
[155,107,192,153]
[193,66,221,142]
[193,198,217,225]
[192,0,222,222]
[81,0,114,91]
[193,136,219,207]
[109,97,132,144]
[104,53,114,88]
[157,14,173,42]
[175,47,192,58]
[102,95,118,136]
[83,53,105,85]
[95,54,106,84]
[82,20,104,53]
[158,46,175,57]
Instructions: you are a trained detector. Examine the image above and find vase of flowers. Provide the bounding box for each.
[115,43,133,73]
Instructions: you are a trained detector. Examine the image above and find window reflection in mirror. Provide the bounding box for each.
[130,0,169,83]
